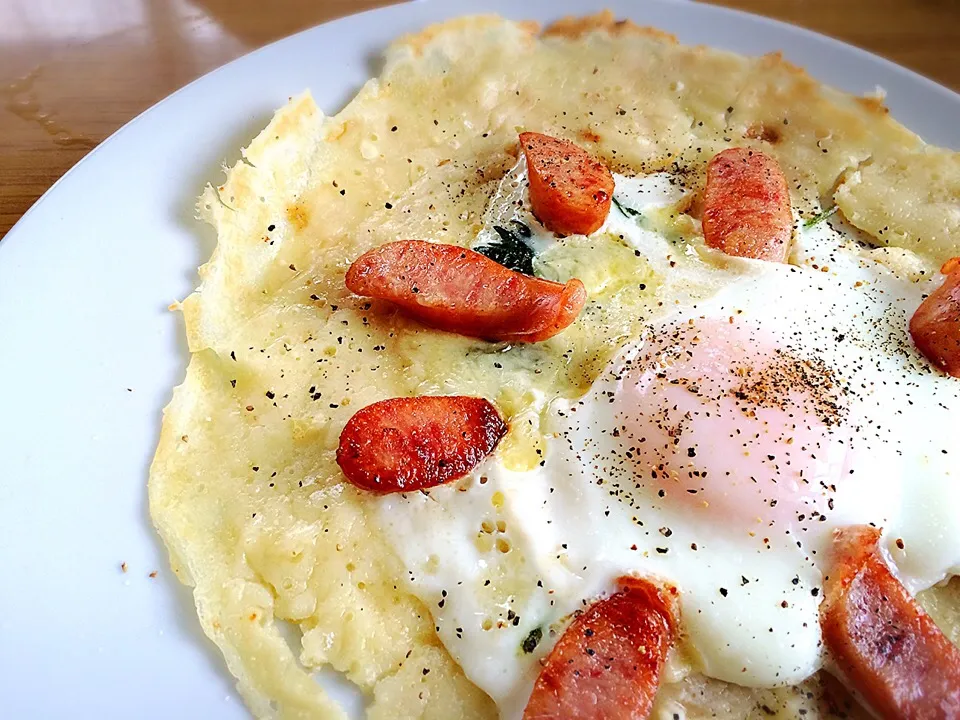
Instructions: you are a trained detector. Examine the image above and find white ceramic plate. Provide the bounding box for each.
[1,0,957,716]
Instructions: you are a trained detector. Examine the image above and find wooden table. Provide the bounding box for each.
[2,0,958,237]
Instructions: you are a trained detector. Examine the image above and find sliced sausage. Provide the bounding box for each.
[820,525,960,719]
[524,577,678,720]
[702,147,793,262]
[336,396,507,493]
[909,258,960,377]
[520,131,614,236]
[345,240,585,342]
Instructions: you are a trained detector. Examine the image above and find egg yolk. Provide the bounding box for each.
[614,317,854,535]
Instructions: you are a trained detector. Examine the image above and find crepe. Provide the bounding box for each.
[150,12,960,719]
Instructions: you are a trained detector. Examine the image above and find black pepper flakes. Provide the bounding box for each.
[521,626,543,653]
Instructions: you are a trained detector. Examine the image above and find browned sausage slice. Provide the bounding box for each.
[345,240,585,342]
[702,147,793,262]
[336,396,507,493]
[523,577,678,720]
[909,258,960,377]
[521,132,614,236]
[820,525,960,719]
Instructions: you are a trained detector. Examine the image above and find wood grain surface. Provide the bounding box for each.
[2,0,958,237]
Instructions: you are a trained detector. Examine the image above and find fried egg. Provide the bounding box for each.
[377,171,960,717]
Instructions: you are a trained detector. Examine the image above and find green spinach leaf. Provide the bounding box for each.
[476,220,535,275]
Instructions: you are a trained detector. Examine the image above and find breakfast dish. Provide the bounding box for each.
[149,12,960,719]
